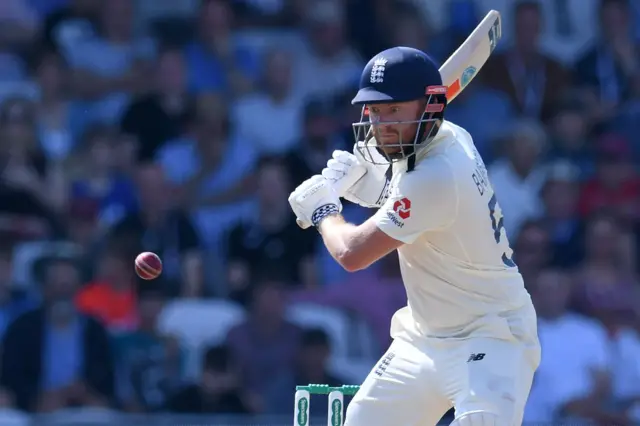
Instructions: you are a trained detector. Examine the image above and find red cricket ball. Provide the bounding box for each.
[135,252,162,280]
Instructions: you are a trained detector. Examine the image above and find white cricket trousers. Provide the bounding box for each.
[344,304,541,426]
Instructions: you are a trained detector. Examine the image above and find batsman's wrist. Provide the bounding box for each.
[311,203,340,227]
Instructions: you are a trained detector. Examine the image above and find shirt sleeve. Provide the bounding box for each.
[373,156,458,244]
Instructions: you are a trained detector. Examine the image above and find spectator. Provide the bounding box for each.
[334,83,363,142]
[575,0,639,119]
[233,0,297,28]
[75,244,138,332]
[42,0,100,54]
[226,157,318,304]
[226,278,302,411]
[513,221,551,282]
[67,125,138,231]
[113,285,184,413]
[536,0,600,65]
[483,1,570,121]
[613,70,640,161]
[291,251,406,351]
[66,196,101,251]
[0,386,20,415]
[111,131,138,178]
[546,96,594,178]
[134,0,200,36]
[184,0,257,95]
[120,46,194,162]
[0,98,67,238]
[292,0,362,99]
[578,134,640,224]
[609,325,640,421]
[0,0,40,84]
[344,0,392,61]
[66,0,155,126]
[571,213,639,330]
[525,269,621,424]
[0,241,36,340]
[443,78,515,162]
[233,48,304,155]
[284,98,345,185]
[404,0,476,63]
[157,93,256,252]
[0,0,39,46]
[265,328,348,415]
[539,161,584,269]
[387,3,432,57]
[0,256,114,412]
[434,0,480,57]
[109,163,203,298]
[33,49,83,160]
[488,119,548,238]
[166,344,251,414]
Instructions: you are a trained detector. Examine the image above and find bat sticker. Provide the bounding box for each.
[461,66,477,88]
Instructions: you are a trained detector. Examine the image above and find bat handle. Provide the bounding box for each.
[296,218,312,229]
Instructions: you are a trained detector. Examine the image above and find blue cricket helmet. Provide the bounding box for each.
[352,46,443,104]
[351,46,447,167]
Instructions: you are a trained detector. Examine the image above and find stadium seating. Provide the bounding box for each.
[157,299,246,378]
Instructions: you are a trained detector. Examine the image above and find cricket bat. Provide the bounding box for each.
[441,10,502,102]
[295,10,502,229]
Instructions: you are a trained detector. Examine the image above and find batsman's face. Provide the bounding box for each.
[367,100,424,154]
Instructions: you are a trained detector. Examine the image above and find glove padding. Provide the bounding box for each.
[288,175,342,229]
[321,144,390,208]
[321,150,366,196]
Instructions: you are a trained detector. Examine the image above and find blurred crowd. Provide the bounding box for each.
[0,0,639,424]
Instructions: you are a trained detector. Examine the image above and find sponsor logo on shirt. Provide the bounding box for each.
[386,197,411,228]
[386,211,404,228]
[393,198,411,219]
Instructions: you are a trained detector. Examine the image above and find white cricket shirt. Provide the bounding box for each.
[373,120,532,338]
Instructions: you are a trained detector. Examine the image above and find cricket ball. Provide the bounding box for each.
[135,252,162,280]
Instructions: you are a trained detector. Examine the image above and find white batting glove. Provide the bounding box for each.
[321,144,390,208]
[321,150,366,196]
[288,175,342,229]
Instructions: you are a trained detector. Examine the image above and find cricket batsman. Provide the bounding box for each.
[288,46,541,425]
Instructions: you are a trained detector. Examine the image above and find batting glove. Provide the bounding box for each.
[288,175,342,229]
[321,149,366,196]
[321,144,390,208]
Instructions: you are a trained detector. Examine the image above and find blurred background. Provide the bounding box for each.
[0,0,638,425]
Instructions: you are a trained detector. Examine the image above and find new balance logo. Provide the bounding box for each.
[370,57,387,83]
[467,353,486,362]
[374,351,395,376]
